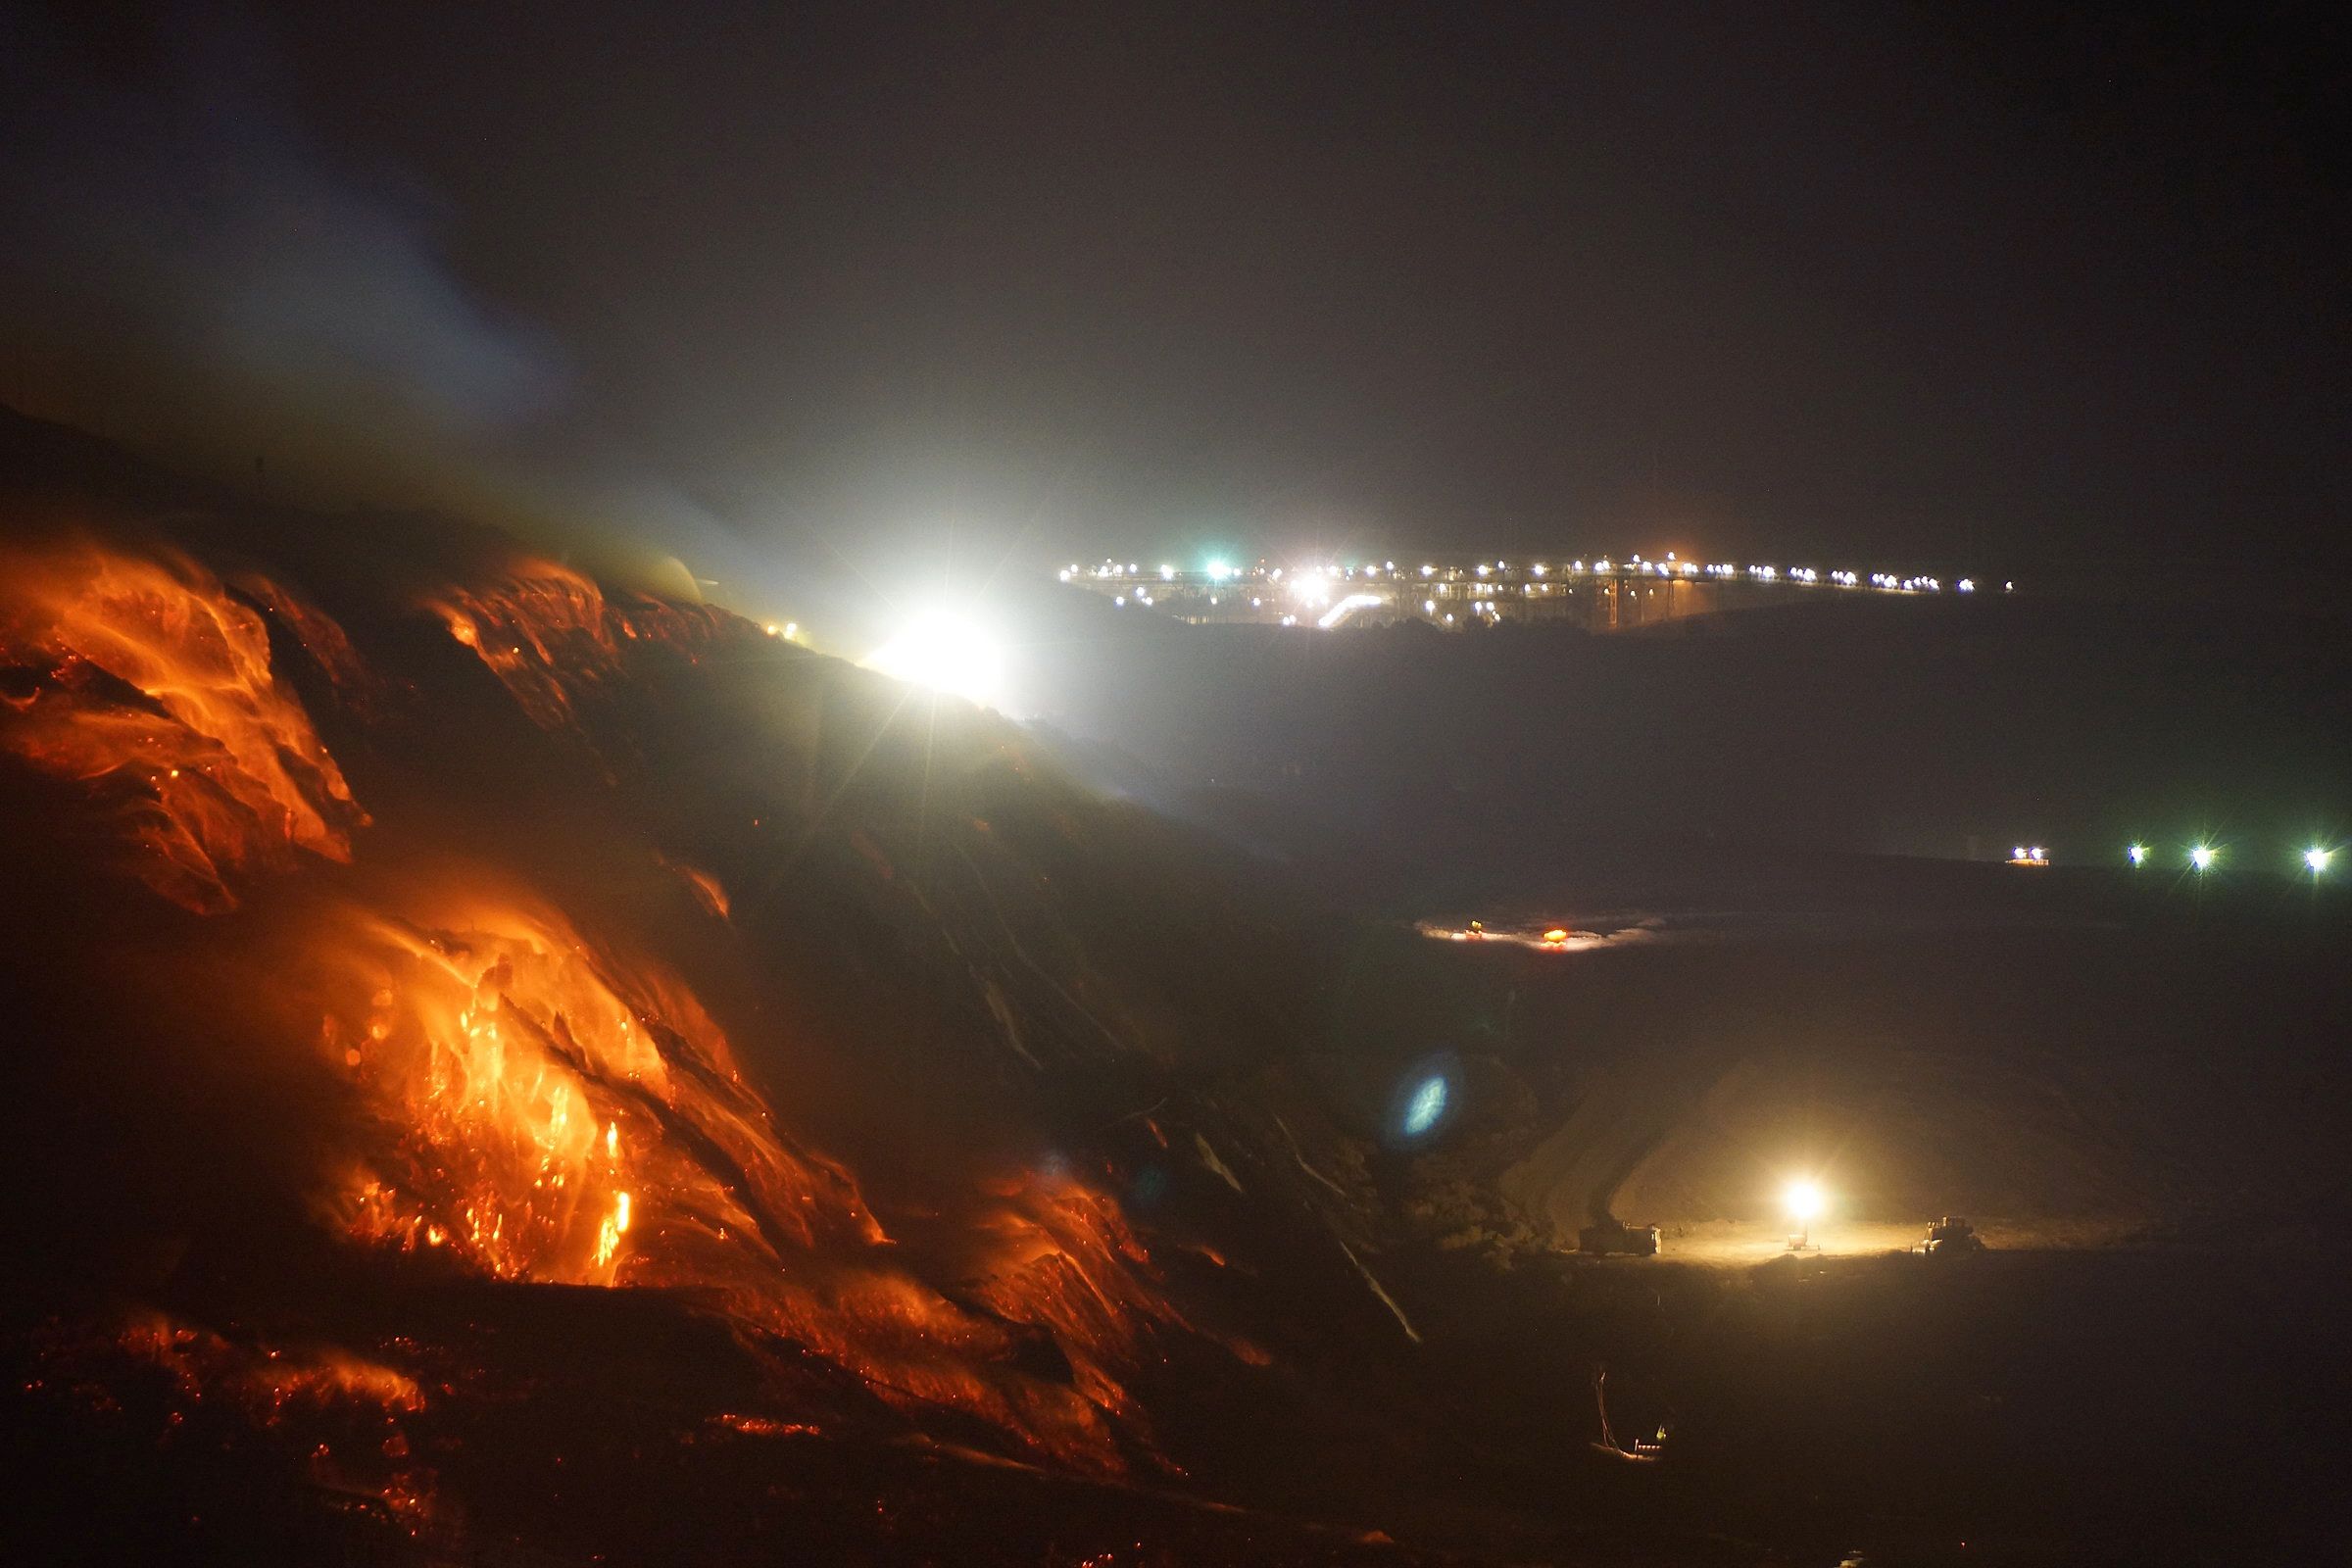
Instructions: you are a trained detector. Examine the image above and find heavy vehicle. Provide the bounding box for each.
[1918,1215,1985,1255]
[1579,1219,1662,1256]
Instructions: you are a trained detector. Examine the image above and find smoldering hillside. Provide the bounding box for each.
[6,403,2350,1564]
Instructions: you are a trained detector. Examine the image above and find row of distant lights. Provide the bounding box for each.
[2109,842,2334,875]
[1062,556,2006,599]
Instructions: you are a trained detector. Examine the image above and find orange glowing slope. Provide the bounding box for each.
[0,538,1219,1473]
[0,543,366,910]
[420,558,737,734]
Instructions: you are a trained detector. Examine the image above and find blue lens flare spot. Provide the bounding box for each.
[1402,1075,1448,1138]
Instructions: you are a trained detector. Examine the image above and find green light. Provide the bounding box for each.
[2127,843,2148,867]
[2189,846,2217,872]
[2306,847,2333,875]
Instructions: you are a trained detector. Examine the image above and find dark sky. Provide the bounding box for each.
[4,1,2348,588]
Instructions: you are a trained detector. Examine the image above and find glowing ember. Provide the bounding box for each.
[307,883,1191,1469]
[0,543,367,910]
[116,1311,426,1416]
[420,559,741,735]
[320,889,881,1284]
[5,541,1245,1480]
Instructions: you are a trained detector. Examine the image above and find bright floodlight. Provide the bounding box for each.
[2128,843,2149,867]
[861,611,1005,709]
[1783,1177,1825,1249]
[2306,847,2333,874]
[2189,845,2217,872]
[1206,559,1233,581]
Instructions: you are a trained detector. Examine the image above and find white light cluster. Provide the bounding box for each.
[1054,551,2007,628]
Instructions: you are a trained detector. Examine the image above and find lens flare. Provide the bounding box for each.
[1402,1075,1448,1137]
[862,611,1007,708]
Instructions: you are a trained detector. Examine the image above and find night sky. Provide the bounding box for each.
[4,2,2347,586]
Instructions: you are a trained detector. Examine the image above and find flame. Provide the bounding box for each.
[4,543,1235,1478]
[320,889,880,1285]
[64,1312,438,1530]
[116,1311,426,1416]
[420,560,741,734]
[233,570,382,707]
[969,1172,1270,1418]
[308,881,1172,1467]
[661,855,731,918]
[0,542,366,910]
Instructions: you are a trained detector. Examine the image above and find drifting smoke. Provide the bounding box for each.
[0,2,566,515]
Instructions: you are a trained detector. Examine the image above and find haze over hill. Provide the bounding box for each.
[5,407,2349,1562]
[1005,572,2352,896]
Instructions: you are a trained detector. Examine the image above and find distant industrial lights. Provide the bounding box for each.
[2127,843,2150,867]
[1206,559,1233,580]
[1157,564,1176,581]
[2189,845,2218,872]
[2306,846,2334,875]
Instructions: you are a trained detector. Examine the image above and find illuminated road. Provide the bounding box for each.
[1602,1216,2148,1265]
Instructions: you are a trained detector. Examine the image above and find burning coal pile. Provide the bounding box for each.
[0,429,1412,1563]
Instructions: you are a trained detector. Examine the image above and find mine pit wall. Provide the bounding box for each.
[1359,914,2352,1256]
[1497,1045,2152,1243]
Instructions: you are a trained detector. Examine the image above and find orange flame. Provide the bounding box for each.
[0,542,366,910]
[420,560,741,734]
[309,882,1200,1468]
[4,543,1229,1475]
[117,1311,426,1416]
[320,890,880,1285]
